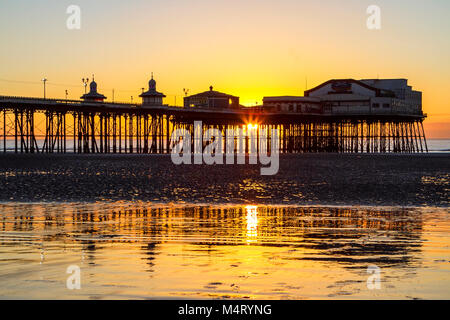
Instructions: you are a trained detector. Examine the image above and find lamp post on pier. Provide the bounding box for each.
[82,78,89,94]
[41,78,47,99]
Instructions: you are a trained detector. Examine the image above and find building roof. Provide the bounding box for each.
[140,90,166,98]
[304,79,381,97]
[187,86,238,99]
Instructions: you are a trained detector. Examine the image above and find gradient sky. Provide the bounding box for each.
[0,0,449,138]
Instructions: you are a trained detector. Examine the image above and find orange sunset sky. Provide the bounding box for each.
[0,0,449,138]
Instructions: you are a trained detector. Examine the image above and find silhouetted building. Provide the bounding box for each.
[184,86,239,109]
[140,74,166,107]
[263,78,422,115]
[81,77,106,102]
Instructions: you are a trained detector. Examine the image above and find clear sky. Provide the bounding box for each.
[0,0,449,138]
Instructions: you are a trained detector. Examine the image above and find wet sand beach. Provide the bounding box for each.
[0,203,449,299]
[0,153,449,299]
[0,153,448,206]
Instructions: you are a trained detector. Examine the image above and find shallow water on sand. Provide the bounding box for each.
[0,202,449,299]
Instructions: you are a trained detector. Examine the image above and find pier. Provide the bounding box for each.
[0,94,427,154]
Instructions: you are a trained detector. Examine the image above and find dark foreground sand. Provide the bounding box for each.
[0,153,448,206]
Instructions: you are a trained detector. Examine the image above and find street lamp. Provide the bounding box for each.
[41,78,48,99]
[82,78,89,94]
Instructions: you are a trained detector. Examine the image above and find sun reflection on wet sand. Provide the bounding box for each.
[0,203,449,299]
[246,205,258,244]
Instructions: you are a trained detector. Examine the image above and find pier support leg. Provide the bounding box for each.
[2,109,5,153]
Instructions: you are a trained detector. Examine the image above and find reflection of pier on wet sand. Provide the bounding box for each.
[0,203,449,299]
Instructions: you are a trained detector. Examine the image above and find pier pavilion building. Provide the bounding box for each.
[262,79,422,116]
[140,74,166,107]
[80,77,107,102]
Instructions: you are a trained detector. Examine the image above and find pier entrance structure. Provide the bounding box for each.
[0,78,427,154]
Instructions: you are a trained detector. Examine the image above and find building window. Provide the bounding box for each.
[383,103,390,108]
[372,103,380,108]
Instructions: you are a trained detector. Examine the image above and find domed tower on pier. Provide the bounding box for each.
[139,73,166,106]
[81,76,106,102]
